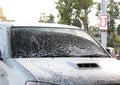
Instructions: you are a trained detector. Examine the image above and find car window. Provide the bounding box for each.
[10,27,108,58]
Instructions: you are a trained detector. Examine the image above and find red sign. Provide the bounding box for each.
[99,15,107,30]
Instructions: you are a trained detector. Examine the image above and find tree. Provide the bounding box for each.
[72,0,93,31]
[47,14,55,23]
[56,0,94,31]
[38,13,55,23]
[72,19,82,28]
[89,26,99,37]
[56,0,73,25]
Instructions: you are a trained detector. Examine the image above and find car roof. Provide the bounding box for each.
[0,22,81,30]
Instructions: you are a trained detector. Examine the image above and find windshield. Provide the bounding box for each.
[10,26,108,58]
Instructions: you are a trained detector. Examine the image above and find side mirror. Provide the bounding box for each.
[0,50,3,61]
[106,47,117,59]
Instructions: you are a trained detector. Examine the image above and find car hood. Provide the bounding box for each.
[15,58,120,85]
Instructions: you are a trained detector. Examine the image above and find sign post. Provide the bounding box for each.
[100,0,107,48]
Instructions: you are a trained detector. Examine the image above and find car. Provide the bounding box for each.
[0,22,120,85]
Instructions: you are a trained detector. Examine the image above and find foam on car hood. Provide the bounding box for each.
[15,58,120,85]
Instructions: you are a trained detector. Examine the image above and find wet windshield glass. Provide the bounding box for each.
[10,27,108,58]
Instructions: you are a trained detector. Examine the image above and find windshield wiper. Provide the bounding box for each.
[40,55,77,57]
[39,54,109,58]
[79,54,109,58]
[19,54,109,58]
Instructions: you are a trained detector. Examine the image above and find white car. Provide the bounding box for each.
[0,22,120,85]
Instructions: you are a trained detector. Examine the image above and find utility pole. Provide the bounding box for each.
[100,0,107,48]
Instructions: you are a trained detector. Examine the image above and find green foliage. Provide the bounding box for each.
[38,13,55,23]
[72,19,82,27]
[47,14,55,23]
[114,34,120,59]
[95,1,120,19]
[95,3,101,16]
[115,36,120,43]
[56,0,73,24]
[89,26,99,37]
[56,0,94,29]
[73,0,93,18]
[107,2,120,19]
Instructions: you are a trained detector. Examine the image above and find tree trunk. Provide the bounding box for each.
[84,9,88,32]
